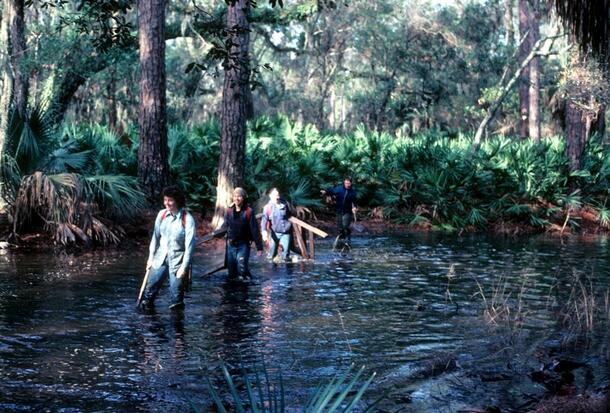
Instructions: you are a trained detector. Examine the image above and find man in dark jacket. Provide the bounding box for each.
[222,187,263,280]
[261,188,292,262]
[322,177,358,248]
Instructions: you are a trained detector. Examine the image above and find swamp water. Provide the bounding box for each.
[0,234,609,412]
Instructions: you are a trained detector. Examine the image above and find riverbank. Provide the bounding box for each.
[1,205,610,252]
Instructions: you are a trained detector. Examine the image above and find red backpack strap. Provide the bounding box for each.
[245,207,252,221]
[161,209,189,228]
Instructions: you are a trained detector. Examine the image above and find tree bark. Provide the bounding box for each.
[471,34,560,154]
[137,0,169,202]
[9,0,26,117]
[504,0,515,44]
[518,0,531,139]
[0,0,14,209]
[212,0,251,228]
[528,1,541,142]
[565,99,605,172]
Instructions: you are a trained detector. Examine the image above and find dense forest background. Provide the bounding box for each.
[1,0,609,244]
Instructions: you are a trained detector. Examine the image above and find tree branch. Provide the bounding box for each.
[470,32,567,154]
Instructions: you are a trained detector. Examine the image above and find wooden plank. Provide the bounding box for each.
[308,229,315,260]
[288,217,328,238]
[197,228,227,246]
[199,261,226,277]
[293,224,309,259]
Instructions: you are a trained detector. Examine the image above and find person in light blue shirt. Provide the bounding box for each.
[140,186,196,310]
[261,188,292,262]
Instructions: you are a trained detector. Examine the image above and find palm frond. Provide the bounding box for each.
[199,359,377,413]
[82,175,147,218]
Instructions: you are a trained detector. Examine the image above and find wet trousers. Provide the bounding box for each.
[269,231,290,260]
[336,213,353,244]
[227,241,251,279]
[143,258,184,307]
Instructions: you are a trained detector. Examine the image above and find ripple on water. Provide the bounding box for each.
[0,234,609,412]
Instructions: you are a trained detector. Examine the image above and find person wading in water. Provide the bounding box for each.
[321,177,358,251]
[140,186,196,311]
[220,187,263,281]
[261,188,292,263]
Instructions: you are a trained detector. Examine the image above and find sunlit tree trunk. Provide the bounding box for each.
[212,0,250,228]
[518,0,541,141]
[0,0,14,209]
[528,2,540,142]
[137,0,169,202]
[504,0,515,43]
[518,0,531,139]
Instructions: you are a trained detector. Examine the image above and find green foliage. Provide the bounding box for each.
[237,117,610,232]
[167,121,221,208]
[8,112,610,239]
[1,108,146,245]
[195,360,378,412]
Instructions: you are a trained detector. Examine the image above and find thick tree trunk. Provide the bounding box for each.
[212,0,251,228]
[518,0,531,139]
[9,0,26,117]
[565,99,605,172]
[137,0,169,202]
[0,1,12,209]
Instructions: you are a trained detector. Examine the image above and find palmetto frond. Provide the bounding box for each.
[82,175,148,219]
[198,360,377,413]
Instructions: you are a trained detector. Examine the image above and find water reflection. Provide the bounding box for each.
[213,279,262,363]
[0,235,608,412]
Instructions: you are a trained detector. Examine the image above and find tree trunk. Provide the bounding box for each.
[107,67,118,131]
[137,0,169,202]
[527,1,540,142]
[9,0,26,117]
[0,0,13,209]
[565,99,604,172]
[504,0,515,44]
[212,0,251,228]
[518,0,531,139]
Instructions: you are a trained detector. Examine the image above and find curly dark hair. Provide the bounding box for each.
[162,185,186,208]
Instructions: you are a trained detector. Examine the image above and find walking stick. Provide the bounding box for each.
[137,268,151,306]
[352,212,365,233]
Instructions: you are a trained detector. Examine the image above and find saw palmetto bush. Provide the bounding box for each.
[167,121,221,208]
[1,107,146,245]
[245,116,326,214]
[194,360,380,413]
[236,116,610,231]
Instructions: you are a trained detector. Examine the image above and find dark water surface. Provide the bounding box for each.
[0,233,609,412]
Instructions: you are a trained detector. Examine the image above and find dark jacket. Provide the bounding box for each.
[326,184,357,214]
[261,200,292,234]
[223,205,264,251]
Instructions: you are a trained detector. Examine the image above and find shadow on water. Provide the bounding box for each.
[0,233,609,411]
